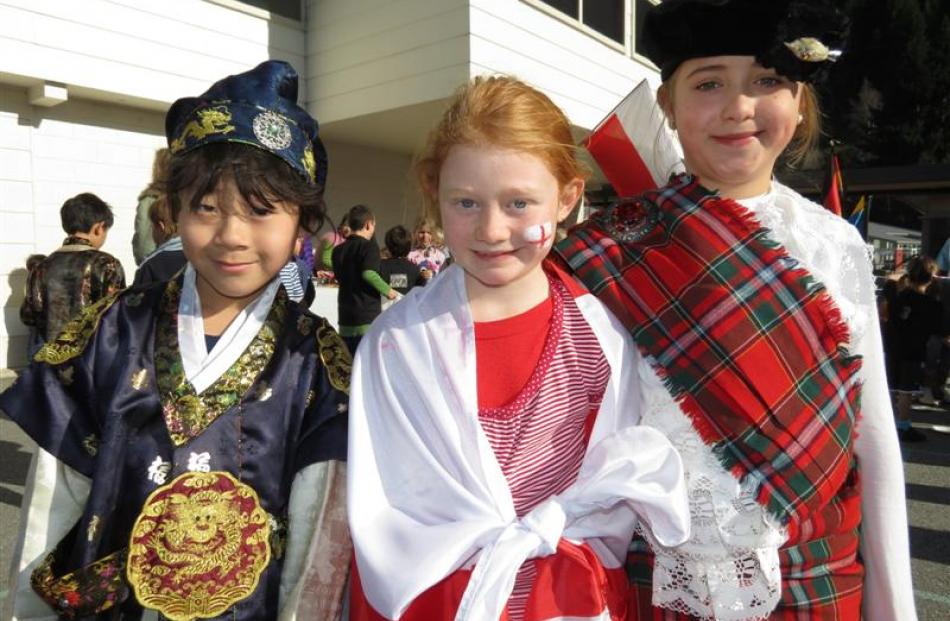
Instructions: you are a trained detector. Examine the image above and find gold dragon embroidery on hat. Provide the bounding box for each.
[302,145,317,182]
[170,106,236,153]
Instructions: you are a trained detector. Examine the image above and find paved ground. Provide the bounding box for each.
[902,404,950,620]
[1,405,948,618]
[0,413,32,612]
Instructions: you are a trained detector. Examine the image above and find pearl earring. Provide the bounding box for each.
[797,113,804,125]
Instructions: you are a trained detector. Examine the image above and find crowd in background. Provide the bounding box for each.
[19,147,454,361]
[879,251,950,441]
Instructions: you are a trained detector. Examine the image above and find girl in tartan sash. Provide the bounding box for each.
[556,1,916,619]
[347,76,691,621]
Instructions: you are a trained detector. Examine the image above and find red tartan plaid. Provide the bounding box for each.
[556,174,865,615]
[556,174,861,524]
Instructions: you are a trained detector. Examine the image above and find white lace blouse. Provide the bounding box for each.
[637,181,917,620]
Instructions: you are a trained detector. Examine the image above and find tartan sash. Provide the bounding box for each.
[555,174,861,526]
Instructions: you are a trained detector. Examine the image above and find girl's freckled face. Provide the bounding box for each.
[437,144,576,295]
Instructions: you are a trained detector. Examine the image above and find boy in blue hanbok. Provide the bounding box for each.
[2,60,351,621]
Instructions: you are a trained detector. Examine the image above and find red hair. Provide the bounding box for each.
[415,75,587,222]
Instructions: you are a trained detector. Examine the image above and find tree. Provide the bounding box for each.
[818,0,950,166]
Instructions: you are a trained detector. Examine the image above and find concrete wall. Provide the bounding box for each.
[321,139,421,240]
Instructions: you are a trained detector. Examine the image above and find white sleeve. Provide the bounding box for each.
[8,448,90,621]
[850,259,918,621]
[278,461,350,621]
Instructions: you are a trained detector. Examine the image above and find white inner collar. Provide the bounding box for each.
[177,264,280,394]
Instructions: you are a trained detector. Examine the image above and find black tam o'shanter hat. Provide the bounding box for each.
[640,0,848,83]
[165,60,328,187]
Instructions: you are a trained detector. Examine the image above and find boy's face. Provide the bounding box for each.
[178,176,301,310]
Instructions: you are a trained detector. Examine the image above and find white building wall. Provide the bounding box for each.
[321,139,421,237]
[306,0,470,124]
[468,0,657,129]
[0,0,306,109]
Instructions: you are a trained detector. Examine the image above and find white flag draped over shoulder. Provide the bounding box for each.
[585,79,684,196]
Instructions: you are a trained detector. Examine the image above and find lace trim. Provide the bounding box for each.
[640,182,873,620]
[637,359,785,621]
[739,182,873,345]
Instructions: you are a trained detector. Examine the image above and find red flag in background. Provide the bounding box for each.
[823,150,844,216]
[584,80,684,197]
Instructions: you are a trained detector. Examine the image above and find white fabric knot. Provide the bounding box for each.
[455,499,567,621]
[519,498,567,555]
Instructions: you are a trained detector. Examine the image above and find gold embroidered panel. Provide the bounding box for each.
[34,292,120,366]
[316,320,351,394]
[31,546,128,618]
[127,471,271,621]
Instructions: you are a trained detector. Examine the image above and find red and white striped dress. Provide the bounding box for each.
[476,276,610,620]
[349,271,627,621]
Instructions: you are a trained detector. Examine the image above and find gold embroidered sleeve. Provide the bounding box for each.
[316,320,351,394]
[34,292,121,366]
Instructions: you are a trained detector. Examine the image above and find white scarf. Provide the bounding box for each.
[177,264,280,394]
[348,264,690,620]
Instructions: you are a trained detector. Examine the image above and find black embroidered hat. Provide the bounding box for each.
[640,0,848,83]
[165,60,328,187]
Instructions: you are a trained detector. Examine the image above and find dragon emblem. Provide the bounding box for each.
[170,107,236,153]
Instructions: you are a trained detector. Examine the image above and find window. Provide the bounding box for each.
[633,0,660,58]
[537,0,625,44]
[539,0,578,19]
[236,0,301,21]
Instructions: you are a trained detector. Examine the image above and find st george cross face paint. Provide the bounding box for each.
[521,221,553,245]
[437,145,583,300]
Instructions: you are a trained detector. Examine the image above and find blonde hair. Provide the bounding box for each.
[414,75,588,224]
[785,83,821,166]
[657,75,822,168]
[148,192,176,245]
[411,216,444,249]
